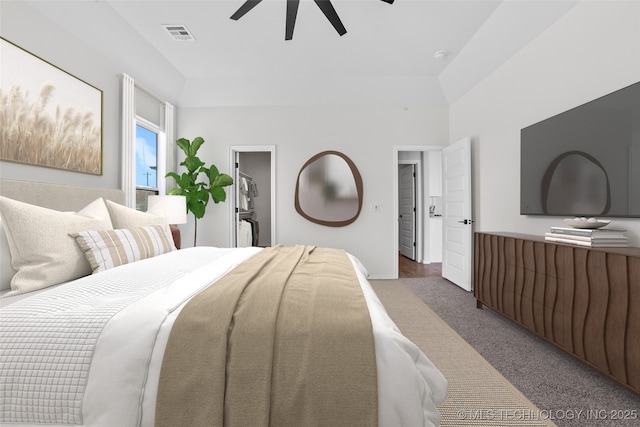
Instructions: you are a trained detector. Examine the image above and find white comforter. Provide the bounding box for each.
[0,247,447,427]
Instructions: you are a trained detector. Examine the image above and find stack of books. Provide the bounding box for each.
[545,226,629,247]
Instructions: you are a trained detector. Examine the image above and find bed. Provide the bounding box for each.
[0,178,447,427]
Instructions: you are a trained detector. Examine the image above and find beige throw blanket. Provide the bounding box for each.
[155,245,378,427]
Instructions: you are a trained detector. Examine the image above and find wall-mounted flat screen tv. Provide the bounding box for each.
[521,81,640,218]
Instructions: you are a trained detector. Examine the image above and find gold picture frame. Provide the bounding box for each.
[0,37,103,175]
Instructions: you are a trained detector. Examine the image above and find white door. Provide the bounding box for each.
[442,137,473,291]
[398,164,416,260]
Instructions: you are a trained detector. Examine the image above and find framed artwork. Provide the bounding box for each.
[0,37,103,175]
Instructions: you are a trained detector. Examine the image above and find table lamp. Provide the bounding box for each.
[147,195,187,249]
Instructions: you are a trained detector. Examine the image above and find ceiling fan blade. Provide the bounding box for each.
[313,0,346,36]
[285,0,300,41]
[230,0,263,21]
[380,0,395,4]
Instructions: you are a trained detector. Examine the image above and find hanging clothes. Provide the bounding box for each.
[237,220,253,247]
[240,177,250,210]
[244,218,259,246]
[249,182,259,209]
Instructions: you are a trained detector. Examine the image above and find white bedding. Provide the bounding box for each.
[0,247,447,427]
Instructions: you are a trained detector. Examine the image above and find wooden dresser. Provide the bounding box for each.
[474,231,640,395]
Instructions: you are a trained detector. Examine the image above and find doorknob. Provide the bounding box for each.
[457,219,474,224]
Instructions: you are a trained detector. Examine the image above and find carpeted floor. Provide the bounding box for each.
[393,276,640,427]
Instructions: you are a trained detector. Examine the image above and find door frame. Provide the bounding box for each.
[393,145,443,278]
[228,145,276,247]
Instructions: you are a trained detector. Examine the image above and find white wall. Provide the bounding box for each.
[449,0,640,245]
[0,1,183,190]
[178,106,449,278]
[1,1,120,189]
[8,0,638,277]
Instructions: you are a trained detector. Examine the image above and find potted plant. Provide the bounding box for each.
[166,136,233,246]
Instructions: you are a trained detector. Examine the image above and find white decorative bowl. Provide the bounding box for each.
[563,218,611,229]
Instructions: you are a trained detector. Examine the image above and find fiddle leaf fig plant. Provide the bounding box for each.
[166,136,233,246]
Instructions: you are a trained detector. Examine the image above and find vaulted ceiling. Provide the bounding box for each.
[23,0,579,107]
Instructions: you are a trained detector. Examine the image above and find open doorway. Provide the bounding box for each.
[394,146,443,278]
[398,253,443,278]
[229,146,276,248]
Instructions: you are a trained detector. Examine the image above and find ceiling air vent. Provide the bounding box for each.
[162,24,196,41]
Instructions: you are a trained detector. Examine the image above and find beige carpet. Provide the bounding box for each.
[371,280,557,427]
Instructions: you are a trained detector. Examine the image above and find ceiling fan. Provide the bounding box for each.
[231,0,395,41]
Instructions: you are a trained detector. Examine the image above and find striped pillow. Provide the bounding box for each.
[72,224,176,273]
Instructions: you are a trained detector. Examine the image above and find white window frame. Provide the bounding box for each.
[135,117,166,197]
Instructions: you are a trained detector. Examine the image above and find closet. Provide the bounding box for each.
[234,151,272,247]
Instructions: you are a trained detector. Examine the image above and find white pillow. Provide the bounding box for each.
[0,217,16,292]
[0,196,113,296]
[104,199,166,228]
[72,224,176,273]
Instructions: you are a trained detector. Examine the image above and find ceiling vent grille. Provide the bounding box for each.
[162,24,196,41]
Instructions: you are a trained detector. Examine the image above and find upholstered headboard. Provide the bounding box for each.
[0,178,125,210]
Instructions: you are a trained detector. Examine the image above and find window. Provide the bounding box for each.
[135,120,161,211]
[121,74,174,209]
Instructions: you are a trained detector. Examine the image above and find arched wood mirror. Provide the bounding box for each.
[295,151,363,227]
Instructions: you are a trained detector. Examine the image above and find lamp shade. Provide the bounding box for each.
[147,195,187,224]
